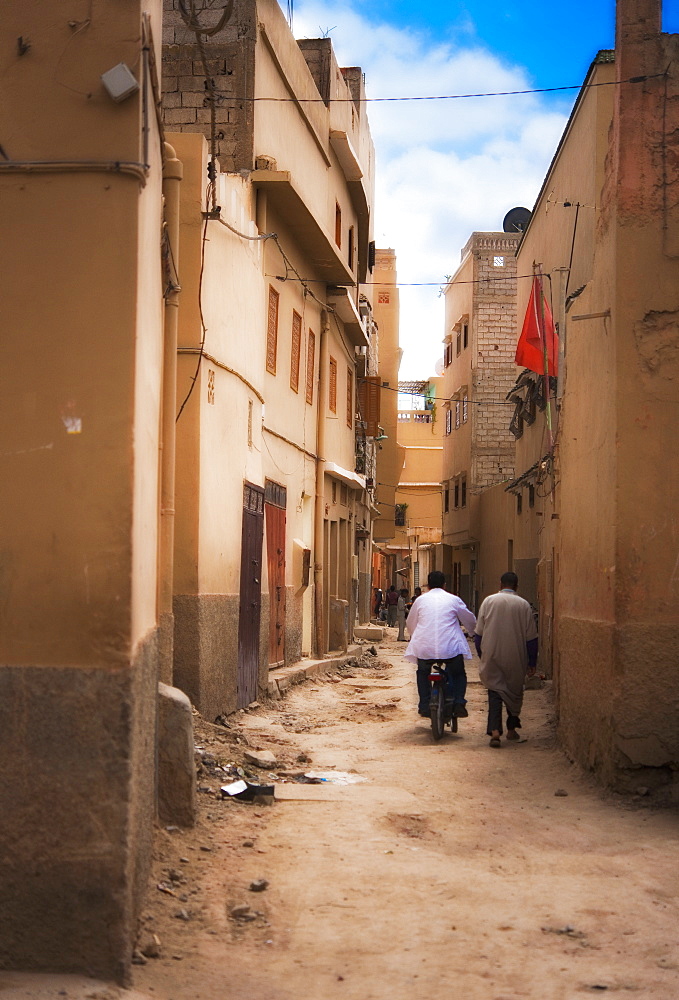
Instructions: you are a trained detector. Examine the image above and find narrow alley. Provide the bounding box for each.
[8,634,675,1000]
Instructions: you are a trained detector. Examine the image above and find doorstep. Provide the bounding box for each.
[267,645,363,698]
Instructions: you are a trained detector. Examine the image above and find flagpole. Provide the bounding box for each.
[536,264,554,451]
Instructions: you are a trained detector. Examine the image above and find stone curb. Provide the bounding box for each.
[266,644,365,699]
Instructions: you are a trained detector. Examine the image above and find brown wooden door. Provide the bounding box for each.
[265,481,287,666]
[237,483,264,709]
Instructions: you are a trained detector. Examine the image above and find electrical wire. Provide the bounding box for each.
[267,272,542,287]
[233,72,664,104]
[176,214,210,421]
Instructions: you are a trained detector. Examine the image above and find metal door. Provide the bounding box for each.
[237,483,264,709]
[265,481,287,667]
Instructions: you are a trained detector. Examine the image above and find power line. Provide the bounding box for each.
[235,73,663,104]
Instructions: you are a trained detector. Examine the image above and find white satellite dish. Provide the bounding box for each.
[434,358,444,376]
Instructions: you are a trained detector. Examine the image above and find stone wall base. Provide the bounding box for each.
[0,631,159,982]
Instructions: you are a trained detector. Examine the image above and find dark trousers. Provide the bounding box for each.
[487,689,521,735]
[416,655,467,713]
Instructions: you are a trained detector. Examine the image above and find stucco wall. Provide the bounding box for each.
[0,0,165,977]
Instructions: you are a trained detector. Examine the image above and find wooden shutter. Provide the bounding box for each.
[357,375,381,437]
[306,329,315,404]
[290,310,301,392]
[266,286,279,375]
[329,356,337,413]
[346,366,353,427]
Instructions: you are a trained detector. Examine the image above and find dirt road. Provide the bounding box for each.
[130,634,679,1000]
[3,633,677,1000]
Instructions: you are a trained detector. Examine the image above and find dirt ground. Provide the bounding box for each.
[3,633,678,1000]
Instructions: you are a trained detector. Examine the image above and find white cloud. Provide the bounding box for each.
[291,0,569,377]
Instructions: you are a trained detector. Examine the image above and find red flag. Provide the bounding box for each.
[515,276,558,375]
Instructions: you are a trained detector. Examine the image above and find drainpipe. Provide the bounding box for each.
[555,266,569,408]
[314,310,330,657]
[158,142,183,684]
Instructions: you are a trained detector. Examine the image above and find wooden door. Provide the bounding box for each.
[237,483,264,709]
[265,481,287,666]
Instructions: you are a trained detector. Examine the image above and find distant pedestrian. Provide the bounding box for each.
[385,585,399,627]
[396,588,409,641]
[474,572,538,748]
[373,587,383,619]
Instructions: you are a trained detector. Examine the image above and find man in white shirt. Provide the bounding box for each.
[404,571,477,718]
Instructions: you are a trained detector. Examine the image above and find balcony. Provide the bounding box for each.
[251,169,354,286]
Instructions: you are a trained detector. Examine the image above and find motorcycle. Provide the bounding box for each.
[426,659,460,740]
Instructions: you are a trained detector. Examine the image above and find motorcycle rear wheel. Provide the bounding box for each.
[430,685,445,740]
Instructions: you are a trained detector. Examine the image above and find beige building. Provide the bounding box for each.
[0,0,377,980]
[441,232,521,609]
[162,0,377,719]
[0,0,169,979]
[388,379,444,593]
[451,0,679,794]
[513,0,679,794]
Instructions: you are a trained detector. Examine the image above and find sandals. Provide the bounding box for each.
[489,736,501,748]
[506,731,520,741]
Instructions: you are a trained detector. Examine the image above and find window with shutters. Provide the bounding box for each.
[346,367,353,427]
[335,203,342,247]
[290,310,301,392]
[462,392,468,423]
[357,376,381,437]
[455,399,461,429]
[266,286,279,375]
[445,407,452,435]
[348,226,355,271]
[329,356,338,413]
[461,475,467,508]
[306,329,315,404]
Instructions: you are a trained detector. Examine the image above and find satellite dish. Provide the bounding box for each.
[503,207,532,233]
[434,358,444,376]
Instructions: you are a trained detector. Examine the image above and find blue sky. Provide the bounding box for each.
[291,0,678,376]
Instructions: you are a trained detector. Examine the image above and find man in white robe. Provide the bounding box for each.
[474,572,538,747]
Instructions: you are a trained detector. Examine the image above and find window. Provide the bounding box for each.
[395,503,407,527]
[378,291,390,304]
[454,480,460,509]
[517,492,523,515]
[444,486,449,513]
[461,475,467,508]
[444,342,453,367]
[329,356,337,412]
[357,375,381,437]
[335,202,342,247]
[348,226,355,271]
[456,328,462,356]
[332,481,337,504]
[445,407,452,435]
[494,256,504,267]
[306,329,315,404]
[463,322,469,349]
[346,366,353,427]
[290,310,301,392]
[266,285,279,375]
[455,399,461,429]
[528,484,535,508]
[462,394,468,423]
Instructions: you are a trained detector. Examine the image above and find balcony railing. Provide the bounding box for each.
[397,410,432,423]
